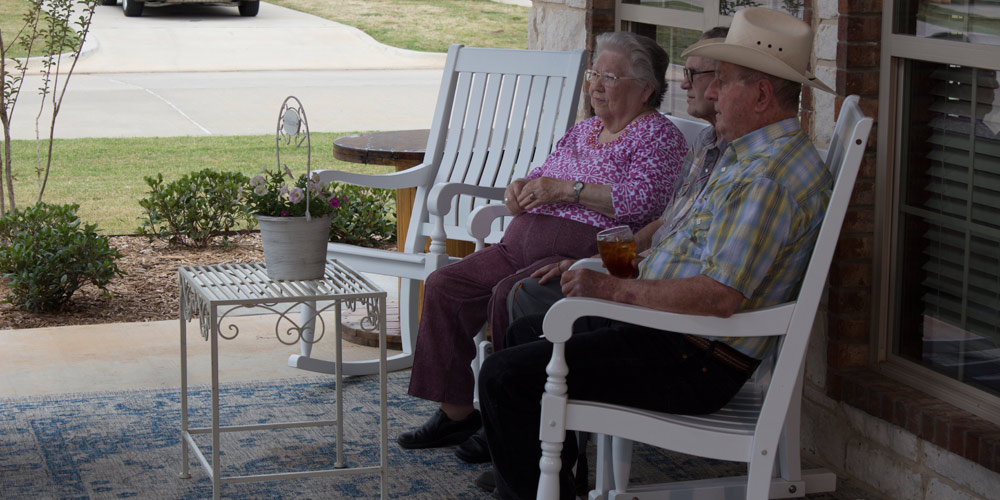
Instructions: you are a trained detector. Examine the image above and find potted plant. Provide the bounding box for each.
[244,165,344,281]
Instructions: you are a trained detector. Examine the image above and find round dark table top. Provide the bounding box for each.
[333,129,429,168]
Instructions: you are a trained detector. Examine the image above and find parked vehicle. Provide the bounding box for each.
[100,0,260,18]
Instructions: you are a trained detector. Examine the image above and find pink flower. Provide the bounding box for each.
[280,210,290,217]
[329,197,341,208]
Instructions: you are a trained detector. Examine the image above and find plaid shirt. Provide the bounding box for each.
[651,125,727,243]
[637,118,832,359]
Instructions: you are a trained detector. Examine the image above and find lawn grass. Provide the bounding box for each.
[4,133,394,235]
[268,0,529,52]
[0,0,83,59]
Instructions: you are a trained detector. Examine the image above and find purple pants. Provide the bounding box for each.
[407,214,599,406]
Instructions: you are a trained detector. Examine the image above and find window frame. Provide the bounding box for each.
[875,13,1000,424]
[616,0,727,33]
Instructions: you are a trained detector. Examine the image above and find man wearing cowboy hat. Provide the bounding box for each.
[476,8,835,500]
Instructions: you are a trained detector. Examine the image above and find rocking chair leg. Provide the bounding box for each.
[591,434,613,500]
[611,437,633,496]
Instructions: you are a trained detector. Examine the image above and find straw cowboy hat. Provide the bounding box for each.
[681,7,834,94]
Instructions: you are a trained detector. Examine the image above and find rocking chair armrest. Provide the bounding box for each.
[423,182,506,255]
[314,162,436,190]
[467,204,513,245]
[427,182,506,217]
[541,297,795,344]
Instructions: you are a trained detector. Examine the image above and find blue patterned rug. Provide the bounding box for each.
[0,371,867,499]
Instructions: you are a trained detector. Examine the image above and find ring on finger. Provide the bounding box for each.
[529,193,536,201]
[504,197,509,204]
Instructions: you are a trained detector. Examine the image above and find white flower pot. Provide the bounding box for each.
[255,214,331,281]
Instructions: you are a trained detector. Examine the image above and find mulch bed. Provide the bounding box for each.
[0,233,265,330]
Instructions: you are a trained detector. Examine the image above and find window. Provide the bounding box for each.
[883,0,1000,422]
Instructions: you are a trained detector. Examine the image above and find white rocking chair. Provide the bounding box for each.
[287,44,588,376]
[536,95,873,500]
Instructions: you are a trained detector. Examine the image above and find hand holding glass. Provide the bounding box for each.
[597,225,638,279]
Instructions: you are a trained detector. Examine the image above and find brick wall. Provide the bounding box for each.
[824,0,880,379]
[830,0,880,377]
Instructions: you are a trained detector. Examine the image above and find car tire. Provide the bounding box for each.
[100,0,117,5]
[122,0,143,17]
[238,1,259,17]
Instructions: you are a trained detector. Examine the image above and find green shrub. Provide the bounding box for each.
[137,169,252,247]
[328,184,396,248]
[0,203,124,313]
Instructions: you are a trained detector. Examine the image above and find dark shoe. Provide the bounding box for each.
[475,469,496,493]
[455,427,490,463]
[397,409,481,449]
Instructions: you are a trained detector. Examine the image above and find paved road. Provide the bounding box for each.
[10,2,446,139]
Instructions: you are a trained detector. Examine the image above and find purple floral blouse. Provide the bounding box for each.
[525,113,687,232]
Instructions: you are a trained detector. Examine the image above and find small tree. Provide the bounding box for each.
[0,0,97,215]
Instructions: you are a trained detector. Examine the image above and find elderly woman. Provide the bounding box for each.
[399,31,688,461]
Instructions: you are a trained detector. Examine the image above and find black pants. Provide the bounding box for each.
[479,315,756,500]
[507,276,564,327]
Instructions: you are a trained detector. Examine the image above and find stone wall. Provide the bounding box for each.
[802,382,1000,499]
[527,0,588,52]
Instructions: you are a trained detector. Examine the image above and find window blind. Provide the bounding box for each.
[904,64,1000,393]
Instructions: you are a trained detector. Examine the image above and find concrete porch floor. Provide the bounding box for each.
[0,273,403,398]
[0,312,401,398]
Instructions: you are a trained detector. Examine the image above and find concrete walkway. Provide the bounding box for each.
[72,2,446,74]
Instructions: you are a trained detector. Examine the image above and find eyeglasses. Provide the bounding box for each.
[683,67,715,85]
[584,69,639,88]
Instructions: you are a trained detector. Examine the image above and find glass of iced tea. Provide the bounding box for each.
[596,225,638,279]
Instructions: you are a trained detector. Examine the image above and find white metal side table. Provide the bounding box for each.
[177,259,387,500]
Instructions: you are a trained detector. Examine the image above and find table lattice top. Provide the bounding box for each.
[179,260,385,306]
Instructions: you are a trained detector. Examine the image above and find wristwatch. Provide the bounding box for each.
[573,181,584,203]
